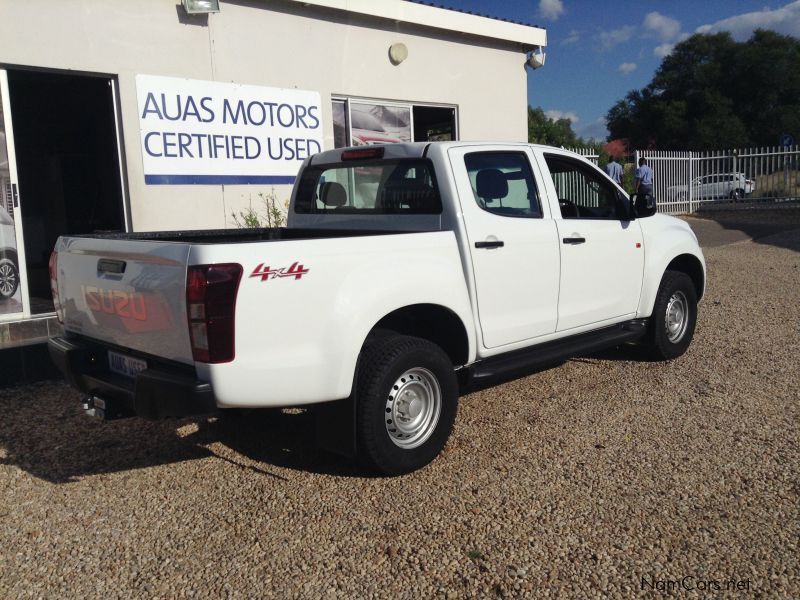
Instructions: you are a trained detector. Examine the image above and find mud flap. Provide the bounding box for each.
[314,397,356,458]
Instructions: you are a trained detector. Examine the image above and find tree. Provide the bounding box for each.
[528,106,580,147]
[606,30,800,149]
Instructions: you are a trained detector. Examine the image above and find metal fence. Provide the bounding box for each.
[555,147,602,207]
[636,146,800,214]
[563,147,599,164]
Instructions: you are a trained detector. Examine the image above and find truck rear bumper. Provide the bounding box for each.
[48,336,216,419]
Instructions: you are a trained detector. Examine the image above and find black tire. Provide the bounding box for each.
[645,270,698,360]
[0,257,19,300]
[356,334,458,476]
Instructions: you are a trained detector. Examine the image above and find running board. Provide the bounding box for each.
[470,319,649,381]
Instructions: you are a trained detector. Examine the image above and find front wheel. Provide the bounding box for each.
[0,257,19,300]
[356,335,458,475]
[645,271,698,360]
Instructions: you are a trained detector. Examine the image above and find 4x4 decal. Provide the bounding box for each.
[250,262,310,281]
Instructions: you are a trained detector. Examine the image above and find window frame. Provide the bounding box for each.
[543,152,627,221]
[463,150,544,219]
[331,96,459,148]
[293,157,443,215]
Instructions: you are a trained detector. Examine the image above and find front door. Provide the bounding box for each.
[0,70,29,319]
[449,145,560,349]
[3,68,127,316]
[537,150,644,332]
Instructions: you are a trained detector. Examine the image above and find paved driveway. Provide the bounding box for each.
[682,207,800,247]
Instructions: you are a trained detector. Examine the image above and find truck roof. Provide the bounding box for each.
[308,141,585,165]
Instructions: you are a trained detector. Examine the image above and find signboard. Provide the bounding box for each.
[780,133,795,148]
[136,75,323,185]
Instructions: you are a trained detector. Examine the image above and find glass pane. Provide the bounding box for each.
[464,152,542,218]
[332,100,348,148]
[349,102,411,145]
[544,154,619,220]
[295,159,441,214]
[0,95,23,316]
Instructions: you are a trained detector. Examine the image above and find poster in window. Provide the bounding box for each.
[350,102,411,146]
[0,121,22,315]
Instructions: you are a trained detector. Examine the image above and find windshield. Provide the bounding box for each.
[294,159,442,215]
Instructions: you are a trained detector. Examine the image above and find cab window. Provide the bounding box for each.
[544,153,624,220]
[464,152,542,218]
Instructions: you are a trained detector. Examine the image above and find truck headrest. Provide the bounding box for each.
[319,182,347,207]
[476,169,508,200]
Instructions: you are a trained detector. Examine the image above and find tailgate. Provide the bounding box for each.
[54,236,194,365]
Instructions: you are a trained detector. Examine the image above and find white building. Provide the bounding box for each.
[0,0,546,372]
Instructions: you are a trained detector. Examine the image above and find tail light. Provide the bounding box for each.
[49,249,63,324]
[186,263,243,363]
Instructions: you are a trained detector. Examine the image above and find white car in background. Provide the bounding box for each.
[668,172,755,201]
[0,204,20,300]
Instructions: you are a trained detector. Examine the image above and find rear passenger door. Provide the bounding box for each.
[448,146,560,349]
[537,150,644,332]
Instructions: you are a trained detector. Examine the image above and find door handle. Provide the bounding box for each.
[11,183,19,208]
[562,237,586,245]
[475,240,504,249]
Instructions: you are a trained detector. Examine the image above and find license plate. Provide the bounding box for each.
[108,350,147,378]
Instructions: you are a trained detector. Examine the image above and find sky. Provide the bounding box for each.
[431,0,800,140]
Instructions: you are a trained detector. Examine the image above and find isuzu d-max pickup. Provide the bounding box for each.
[48,142,705,474]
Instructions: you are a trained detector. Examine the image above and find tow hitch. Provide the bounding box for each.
[81,395,134,420]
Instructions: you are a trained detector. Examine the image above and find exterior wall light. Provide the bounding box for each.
[389,43,409,65]
[182,0,220,14]
[526,46,546,70]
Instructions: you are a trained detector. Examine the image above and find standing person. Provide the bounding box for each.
[604,155,623,186]
[635,157,654,197]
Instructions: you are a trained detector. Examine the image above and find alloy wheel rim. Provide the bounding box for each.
[0,263,16,296]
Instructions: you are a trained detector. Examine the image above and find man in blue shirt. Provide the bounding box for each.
[635,157,654,197]
[604,156,623,185]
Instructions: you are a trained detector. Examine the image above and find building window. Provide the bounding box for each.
[332,98,457,148]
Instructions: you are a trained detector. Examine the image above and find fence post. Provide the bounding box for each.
[688,152,693,214]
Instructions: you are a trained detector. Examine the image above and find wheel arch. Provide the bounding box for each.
[0,248,18,266]
[665,253,705,301]
[366,303,470,367]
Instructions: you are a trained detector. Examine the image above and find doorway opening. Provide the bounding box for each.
[7,69,125,314]
[413,106,456,142]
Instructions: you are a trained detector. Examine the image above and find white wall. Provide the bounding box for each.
[0,0,531,231]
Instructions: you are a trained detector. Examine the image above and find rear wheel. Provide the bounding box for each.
[0,257,19,299]
[645,271,698,360]
[356,334,458,475]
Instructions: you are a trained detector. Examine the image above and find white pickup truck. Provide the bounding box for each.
[48,142,705,475]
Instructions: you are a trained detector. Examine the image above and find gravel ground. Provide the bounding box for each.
[1,228,798,598]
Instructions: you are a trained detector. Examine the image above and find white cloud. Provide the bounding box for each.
[561,29,580,45]
[600,25,635,48]
[653,43,675,58]
[643,12,682,41]
[545,110,580,124]
[618,62,637,75]
[696,0,800,40]
[538,0,564,21]
[578,117,609,142]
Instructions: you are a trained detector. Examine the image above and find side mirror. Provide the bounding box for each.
[633,192,657,218]
[615,191,635,221]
